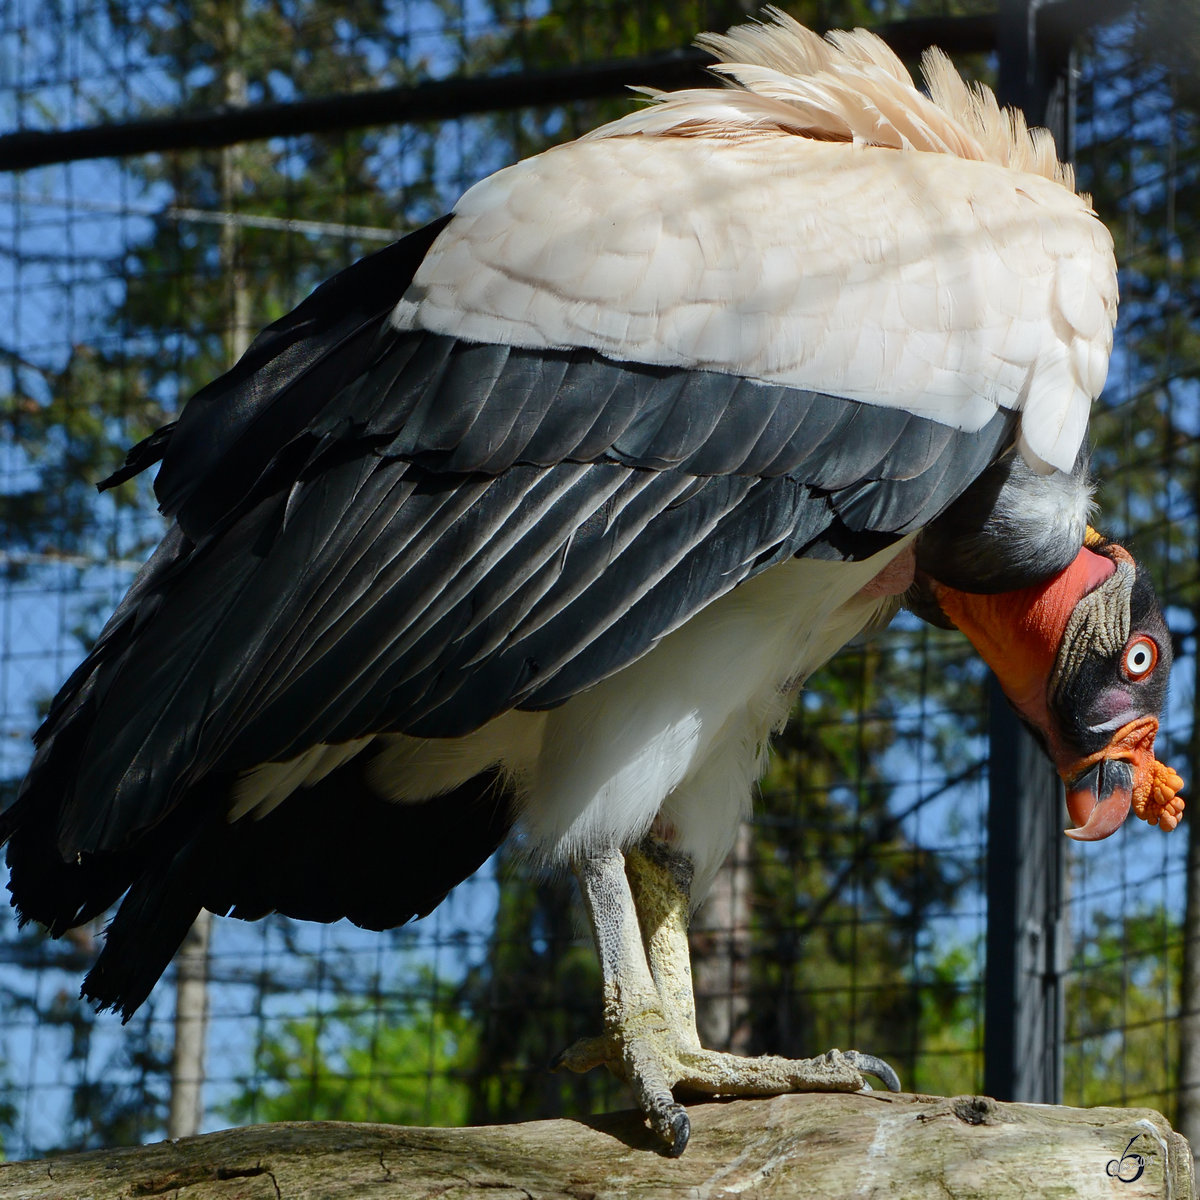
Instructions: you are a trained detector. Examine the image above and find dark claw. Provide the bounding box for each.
[843,1051,901,1093]
[663,1106,691,1157]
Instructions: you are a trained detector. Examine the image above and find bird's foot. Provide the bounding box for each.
[554,1013,693,1154]
[555,1019,899,1156]
[670,1046,901,1098]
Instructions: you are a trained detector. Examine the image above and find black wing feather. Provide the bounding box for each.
[149,217,451,535]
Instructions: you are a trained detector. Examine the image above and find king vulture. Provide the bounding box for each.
[1,9,1185,1154]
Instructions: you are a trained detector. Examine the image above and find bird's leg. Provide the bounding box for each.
[556,844,693,1153]
[556,837,901,1156]
[623,839,701,1052]
[627,837,900,1100]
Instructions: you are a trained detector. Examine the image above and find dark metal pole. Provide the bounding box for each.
[984,0,1075,1105]
[985,682,1066,1101]
[0,16,1005,173]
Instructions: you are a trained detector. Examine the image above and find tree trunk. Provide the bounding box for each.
[166,911,212,1140]
[3,1093,1191,1199]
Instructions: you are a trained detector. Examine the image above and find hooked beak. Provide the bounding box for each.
[1064,759,1134,841]
[1059,716,1184,842]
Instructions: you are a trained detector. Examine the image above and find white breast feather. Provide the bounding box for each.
[515,540,912,891]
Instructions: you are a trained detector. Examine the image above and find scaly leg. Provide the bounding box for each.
[557,837,900,1155]
[556,844,692,1151]
[624,839,701,1052]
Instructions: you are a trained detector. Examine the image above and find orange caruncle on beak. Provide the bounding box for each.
[1060,715,1185,841]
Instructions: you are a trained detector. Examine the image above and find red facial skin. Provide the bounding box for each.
[930,546,1183,840]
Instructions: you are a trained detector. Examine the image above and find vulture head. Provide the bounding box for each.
[928,531,1181,841]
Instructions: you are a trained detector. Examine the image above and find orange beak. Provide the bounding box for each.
[1061,715,1185,841]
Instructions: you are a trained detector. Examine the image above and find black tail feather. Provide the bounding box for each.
[215,760,513,931]
[16,754,513,1019]
[81,840,206,1021]
[3,776,133,940]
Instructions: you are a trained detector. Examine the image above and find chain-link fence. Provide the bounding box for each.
[0,0,1195,1163]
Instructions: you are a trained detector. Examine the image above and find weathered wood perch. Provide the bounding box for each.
[2,1093,1193,1199]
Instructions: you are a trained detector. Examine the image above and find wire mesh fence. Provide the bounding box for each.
[0,0,1195,1164]
[1062,8,1197,1120]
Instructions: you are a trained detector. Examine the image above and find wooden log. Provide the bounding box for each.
[0,1092,1192,1199]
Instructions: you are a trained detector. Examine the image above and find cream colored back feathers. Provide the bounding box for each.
[393,9,1117,476]
[596,7,1075,193]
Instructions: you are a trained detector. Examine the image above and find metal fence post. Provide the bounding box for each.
[985,682,1066,1101]
[984,0,1074,1105]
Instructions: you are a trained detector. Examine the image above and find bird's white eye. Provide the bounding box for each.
[1122,637,1158,680]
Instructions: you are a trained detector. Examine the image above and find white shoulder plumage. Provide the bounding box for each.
[392,9,1116,475]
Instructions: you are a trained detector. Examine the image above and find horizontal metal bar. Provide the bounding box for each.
[0,190,398,242]
[0,15,999,173]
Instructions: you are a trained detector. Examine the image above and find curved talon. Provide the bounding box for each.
[843,1051,901,1093]
[662,1106,690,1157]
[642,1090,690,1155]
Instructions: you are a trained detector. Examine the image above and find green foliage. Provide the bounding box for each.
[0,922,168,1153]
[1071,16,1200,1126]
[747,627,988,1095]
[1077,16,1200,613]
[2,344,161,569]
[1,0,451,1153]
[3,0,449,583]
[1066,908,1182,1118]
[458,870,609,1124]
[224,985,479,1126]
[910,942,983,1097]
